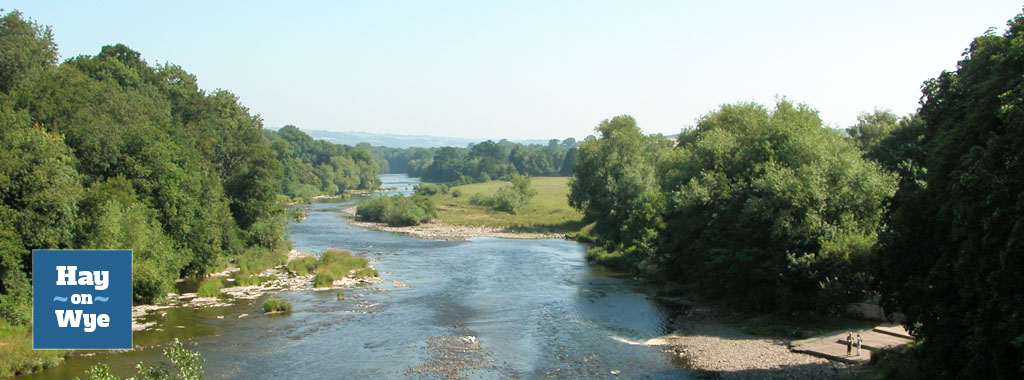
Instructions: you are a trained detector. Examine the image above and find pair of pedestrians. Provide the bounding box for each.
[846,332,863,356]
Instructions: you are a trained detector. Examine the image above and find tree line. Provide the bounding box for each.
[569,13,1024,380]
[266,125,380,202]
[0,10,379,328]
[365,137,579,183]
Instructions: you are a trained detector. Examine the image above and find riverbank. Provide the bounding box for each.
[660,321,856,379]
[622,308,858,380]
[131,249,381,332]
[340,205,564,240]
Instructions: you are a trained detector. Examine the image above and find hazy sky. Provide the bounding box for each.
[6,1,1022,139]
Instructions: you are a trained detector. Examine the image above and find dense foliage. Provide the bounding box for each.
[569,116,671,265]
[77,338,204,380]
[569,11,1024,379]
[468,174,538,214]
[265,125,379,201]
[661,101,896,312]
[0,8,382,331]
[355,195,436,226]
[570,104,897,312]
[872,14,1024,379]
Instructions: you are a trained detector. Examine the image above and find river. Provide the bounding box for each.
[21,174,689,379]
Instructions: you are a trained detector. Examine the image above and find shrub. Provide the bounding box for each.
[287,256,318,276]
[132,260,173,304]
[469,192,492,207]
[353,268,379,279]
[318,249,363,267]
[491,186,526,213]
[231,274,262,287]
[336,291,345,300]
[468,175,536,214]
[262,297,292,313]
[356,195,435,226]
[451,189,462,198]
[289,208,306,222]
[312,273,334,288]
[78,338,203,380]
[196,278,223,297]
[414,183,443,196]
[313,249,374,284]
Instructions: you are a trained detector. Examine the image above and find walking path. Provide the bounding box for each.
[789,324,913,364]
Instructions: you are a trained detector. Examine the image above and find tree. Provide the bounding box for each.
[559,147,577,176]
[845,109,900,152]
[0,119,80,323]
[875,13,1024,379]
[659,100,896,311]
[0,10,57,94]
[76,177,182,303]
[569,115,669,267]
[0,122,80,251]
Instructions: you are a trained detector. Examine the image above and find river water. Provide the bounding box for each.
[22,174,689,379]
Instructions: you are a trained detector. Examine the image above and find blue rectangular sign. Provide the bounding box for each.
[33,249,133,349]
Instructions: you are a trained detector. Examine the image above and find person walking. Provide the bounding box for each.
[856,334,863,356]
[846,332,853,356]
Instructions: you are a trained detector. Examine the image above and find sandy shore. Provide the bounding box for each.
[340,205,564,241]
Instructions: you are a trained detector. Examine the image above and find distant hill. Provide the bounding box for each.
[302,129,552,148]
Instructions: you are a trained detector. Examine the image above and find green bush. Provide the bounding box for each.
[77,338,203,380]
[469,192,492,207]
[467,175,536,214]
[491,186,527,213]
[353,268,379,279]
[312,273,334,288]
[317,249,370,279]
[287,256,318,276]
[262,297,292,313]
[133,261,173,304]
[356,195,435,226]
[196,278,223,297]
[289,208,306,222]
[585,245,639,271]
[451,189,462,198]
[414,183,443,196]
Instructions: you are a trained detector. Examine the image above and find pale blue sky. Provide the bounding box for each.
[6,1,1022,139]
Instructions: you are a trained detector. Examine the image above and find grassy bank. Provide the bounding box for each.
[425,177,584,232]
[0,321,68,377]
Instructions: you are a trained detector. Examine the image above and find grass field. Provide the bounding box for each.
[427,177,584,232]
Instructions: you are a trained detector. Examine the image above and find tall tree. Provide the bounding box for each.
[0,10,56,94]
[569,115,669,266]
[875,13,1024,379]
[845,109,900,152]
[659,100,896,311]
